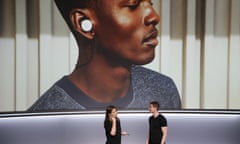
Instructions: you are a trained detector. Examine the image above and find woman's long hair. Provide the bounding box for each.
[105,105,117,121]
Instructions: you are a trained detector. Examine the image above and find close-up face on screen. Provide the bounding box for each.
[0,0,240,113]
[1,1,240,144]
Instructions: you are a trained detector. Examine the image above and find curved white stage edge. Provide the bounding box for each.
[0,110,240,144]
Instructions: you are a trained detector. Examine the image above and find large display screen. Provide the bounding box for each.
[0,0,240,112]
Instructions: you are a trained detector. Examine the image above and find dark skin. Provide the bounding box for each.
[68,0,160,103]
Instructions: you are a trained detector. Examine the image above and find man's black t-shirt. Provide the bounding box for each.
[104,118,122,144]
[149,114,167,144]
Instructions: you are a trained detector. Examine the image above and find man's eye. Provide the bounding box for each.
[127,0,140,10]
[128,4,138,9]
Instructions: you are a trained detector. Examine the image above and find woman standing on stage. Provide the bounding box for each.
[104,105,128,144]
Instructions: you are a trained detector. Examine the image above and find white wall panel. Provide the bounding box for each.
[0,0,15,111]
[161,0,184,98]
[203,0,229,108]
[0,39,15,111]
[69,33,79,72]
[160,0,172,79]
[52,2,70,83]
[15,0,28,111]
[184,0,201,108]
[27,38,39,108]
[39,0,54,95]
[229,0,240,109]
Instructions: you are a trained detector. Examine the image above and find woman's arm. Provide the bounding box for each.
[110,118,116,136]
[146,136,149,144]
[121,131,128,136]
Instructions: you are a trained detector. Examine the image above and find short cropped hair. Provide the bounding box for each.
[54,0,98,33]
[150,101,160,110]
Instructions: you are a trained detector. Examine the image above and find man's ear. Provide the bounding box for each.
[70,9,95,39]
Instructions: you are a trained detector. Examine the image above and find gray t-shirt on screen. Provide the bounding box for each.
[28,66,181,112]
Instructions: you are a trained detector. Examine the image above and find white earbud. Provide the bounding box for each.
[81,19,93,32]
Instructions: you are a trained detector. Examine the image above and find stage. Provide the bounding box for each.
[0,110,239,144]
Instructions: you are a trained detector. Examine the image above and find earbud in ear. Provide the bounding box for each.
[81,19,93,32]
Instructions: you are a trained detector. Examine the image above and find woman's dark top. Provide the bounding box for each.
[104,118,122,144]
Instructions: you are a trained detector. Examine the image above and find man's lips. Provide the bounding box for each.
[142,29,159,48]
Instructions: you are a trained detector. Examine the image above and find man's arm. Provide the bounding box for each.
[161,126,168,144]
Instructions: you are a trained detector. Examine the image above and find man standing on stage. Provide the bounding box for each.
[147,101,168,144]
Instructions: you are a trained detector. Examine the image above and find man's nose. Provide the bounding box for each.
[143,2,160,26]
